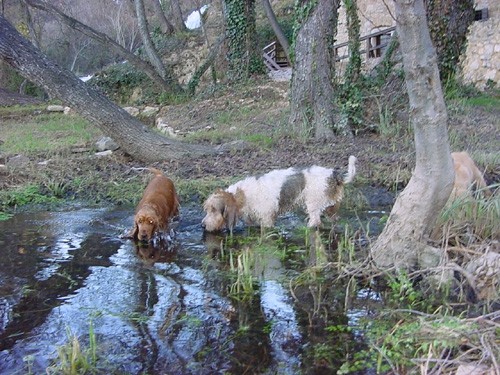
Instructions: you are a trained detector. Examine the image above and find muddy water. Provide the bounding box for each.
[0,192,391,374]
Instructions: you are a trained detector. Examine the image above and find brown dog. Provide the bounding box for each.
[450,151,491,200]
[128,168,179,242]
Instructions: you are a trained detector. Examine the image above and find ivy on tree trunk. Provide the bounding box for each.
[224,0,259,81]
[339,0,362,130]
[288,0,345,139]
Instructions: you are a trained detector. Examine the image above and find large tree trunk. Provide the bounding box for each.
[370,0,454,270]
[224,0,258,81]
[150,0,174,35]
[168,0,187,33]
[288,0,344,139]
[134,0,167,79]
[25,0,182,94]
[0,15,213,163]
[426,0,475,79]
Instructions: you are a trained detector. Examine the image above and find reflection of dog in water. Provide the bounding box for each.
[134,238,176,265]
[202,232,226,258]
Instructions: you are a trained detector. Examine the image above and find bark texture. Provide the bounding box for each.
[25,0,181,94]
[224,0,258,81]
[0,15,214,163]
[370,0,454,270]
[169,0,187,32]
[151,0,174,35]
[134,0,167,79]
[288,0,342,139]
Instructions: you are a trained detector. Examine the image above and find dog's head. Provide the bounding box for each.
[201,189,243,233]
[133,206,159,242]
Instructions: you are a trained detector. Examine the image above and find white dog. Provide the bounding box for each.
[202,155,357,233]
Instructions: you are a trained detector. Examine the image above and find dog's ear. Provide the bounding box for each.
[151,217,161,234]
[222,197,239,235]
[125,222,138,240]
[234,188,245,207]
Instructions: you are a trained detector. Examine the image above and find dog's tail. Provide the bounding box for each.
[343,155,357,184]
[146,167,164,176]
[131,167,164,176]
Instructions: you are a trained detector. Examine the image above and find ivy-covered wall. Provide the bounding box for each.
[334,0,499,90]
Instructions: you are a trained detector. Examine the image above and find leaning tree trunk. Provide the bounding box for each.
[134,0,167,80]
[0,15,213,163]
[169,0,187,33]
[370,0,454,270]
[288,0,344,139]
[25,0,182,94]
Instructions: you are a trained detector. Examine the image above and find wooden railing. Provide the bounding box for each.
[334,26,396,61]
[262,41,281,71]
[262,41,290,71]
[262,26,397,71]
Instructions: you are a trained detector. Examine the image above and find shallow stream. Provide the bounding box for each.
[0,189,392,374]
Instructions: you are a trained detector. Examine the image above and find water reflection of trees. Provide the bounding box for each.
[203,230,303,374]
[290,229,370,374]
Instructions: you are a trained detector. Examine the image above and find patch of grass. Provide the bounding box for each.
[351,311,493,375]
[100,179,145,205]
[182,127,235,144]
[0,212,13,221]
[213,108,238,125]
[228,247,257,300]
[242,133,274,148]
[342,185,369,211]
[63,171,146,206]
[42,179,69,199]
[1,114,101,154]
[46,323,99,375]
[434,191,499,245]
[463,94,500,109]
[177,177,234,202]
[0,104,46,117]
[471,151,500,171]
[0,184,59,209]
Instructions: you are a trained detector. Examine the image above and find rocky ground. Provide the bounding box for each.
[0,80,498,195]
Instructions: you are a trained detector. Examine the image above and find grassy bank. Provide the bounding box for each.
[0,92,499,374]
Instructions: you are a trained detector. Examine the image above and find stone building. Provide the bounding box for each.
[335,0,499,90]
[460,0,499,89]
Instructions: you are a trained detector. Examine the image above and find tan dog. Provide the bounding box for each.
[450,151,491,200]
[128,168,179,242]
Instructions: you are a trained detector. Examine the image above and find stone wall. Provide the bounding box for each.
[335,0,499,90]
[460,0,500,89]
[336,0,396,74]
